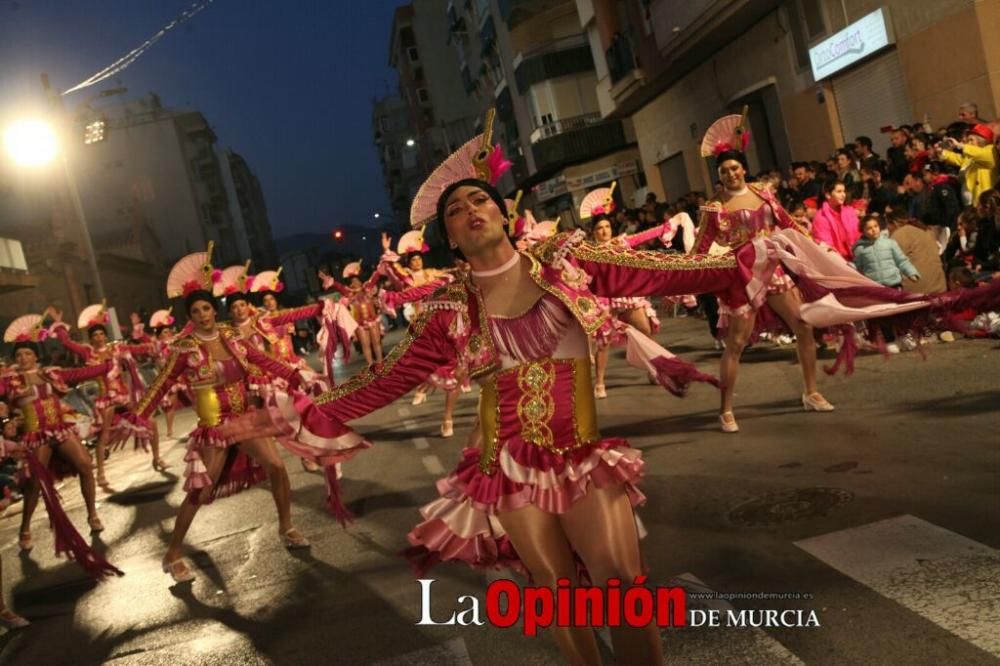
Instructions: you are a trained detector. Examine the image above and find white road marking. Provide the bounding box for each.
[372,637,472,665]
[397,406,411,417]
[422,455,445,475]
[412,437,430,450]
[795,514,1000,657]
[403,419,419,431]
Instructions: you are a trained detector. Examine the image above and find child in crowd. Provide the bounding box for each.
[852,215,921,353]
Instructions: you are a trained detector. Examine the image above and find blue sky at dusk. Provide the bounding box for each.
[0,0,401,237]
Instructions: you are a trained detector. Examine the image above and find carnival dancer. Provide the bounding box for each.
[249,268,356,383]
[380,229,465,437]
[691,112,836,432]
[147,308,188,439]
[1,315,122,580]
[48,303,166,483]
[581,184,674,397]
[318,261,387,366]
[294,109,759,665]
[216,264,354,473]
[123,244,336,582]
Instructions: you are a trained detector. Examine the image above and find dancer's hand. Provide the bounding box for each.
[907,275,920,282]
[381,232,392,251]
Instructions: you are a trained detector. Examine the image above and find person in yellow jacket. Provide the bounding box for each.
[941,124,999,206]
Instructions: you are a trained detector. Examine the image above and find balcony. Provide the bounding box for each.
[529,115,628,180]
[0,237,39,294]
[514,36,594,91]
[498,0,570,30]
[529,112,603,144]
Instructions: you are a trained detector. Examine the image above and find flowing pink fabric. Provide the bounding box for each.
[25,451,124,581]
[623,326,719,395]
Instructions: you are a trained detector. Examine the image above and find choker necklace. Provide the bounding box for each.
[194,330,220,341]
[727,186,750,197]
[471,252,520,278]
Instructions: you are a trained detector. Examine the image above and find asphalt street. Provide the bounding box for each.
[1,316,997,665]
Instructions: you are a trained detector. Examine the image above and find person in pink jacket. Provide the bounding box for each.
[811,180,862,260]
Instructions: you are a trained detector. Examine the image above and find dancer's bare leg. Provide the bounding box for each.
[357,328,373,365]
[164,402,176,438]
[441,389,458,437]
[150,419,167,469]
[95,407,114,486]
[497,505,601,665]
[720,312,756,416]
[239,437,293,533]
[58,433,100,521]
[595,345,609,394]
[766,288,820,396]
[561,484,660,665]
[371,326,384,363]
[622,307,653,336]
[18,444,51,539]
[163,446,227,564]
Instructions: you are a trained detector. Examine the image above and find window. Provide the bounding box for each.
[786,0,826,71]
[400,27,415,48]
[414,67,424,84]
[417,88,430,104]
[407,46,420,63]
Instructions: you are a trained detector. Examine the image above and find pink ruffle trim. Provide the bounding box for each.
[404,439,645,576]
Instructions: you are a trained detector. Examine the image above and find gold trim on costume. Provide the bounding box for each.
[570,238,738,270]
[194,386,222,427]
[478,357,600,474]
[136,351,180,415]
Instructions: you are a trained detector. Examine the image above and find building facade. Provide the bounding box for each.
[218,147,280,270]
[586,0,1000,201]
[72,93,246,268]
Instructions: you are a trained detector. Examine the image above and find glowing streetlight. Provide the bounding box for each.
[4,119,59,167]
[405,138,416,147]
[373,212,380,219]
[4,115,106,301]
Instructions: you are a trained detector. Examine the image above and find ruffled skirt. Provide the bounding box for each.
[405,437,645,577]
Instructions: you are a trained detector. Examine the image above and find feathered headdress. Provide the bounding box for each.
[4,314,47,343]
[343,260,362,279]
[149,308,175,329]
[397,228,429,255]
[77,301,108,329]
[167,242,217,299]
[579,182,617,220]
[214,261,254,297]
[251,268,284,294]
[409,108,513,229]
[700,106,751,157]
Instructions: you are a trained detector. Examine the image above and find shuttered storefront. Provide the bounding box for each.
[832,51,912,155]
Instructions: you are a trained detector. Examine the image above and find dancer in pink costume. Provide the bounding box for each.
[142,308,190,440]
[693,110,1000,432]
[381,228,464,437]
[319,260,389,367]
[1,315,122,580]
[581,183,675,397]
[48,303,166,484]
[126,244,358,582]
[294,109,757,665]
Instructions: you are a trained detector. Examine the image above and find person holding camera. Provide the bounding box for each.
[940,124,999,206]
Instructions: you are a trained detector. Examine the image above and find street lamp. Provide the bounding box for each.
[3,117,106,301]
[405,138,416,147]
[373,212,380,219]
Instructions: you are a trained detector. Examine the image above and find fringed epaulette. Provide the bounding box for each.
[528,230,585,266]
[422,281,470,315]
[699,200,724,213]
[170,335,198,352]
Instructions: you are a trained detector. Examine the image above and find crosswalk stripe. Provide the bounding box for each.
[422,455,445,475]
[412,437,430,450]
[371,637,472,665]
[795,514,1000,657]
[402,419,419,430]
[658,573,804,665]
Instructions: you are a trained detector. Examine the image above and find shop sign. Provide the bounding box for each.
[809,7,894,80]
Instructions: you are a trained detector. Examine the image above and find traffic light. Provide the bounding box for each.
[333,229,344,241]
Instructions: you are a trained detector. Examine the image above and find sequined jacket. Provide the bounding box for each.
[693,183,808,253]
[133,324,303,421]
[308,231,747,423]
[51,323,154,401]
[0,362,112,434]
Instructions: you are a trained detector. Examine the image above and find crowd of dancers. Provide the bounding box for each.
[1,109,997,663]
